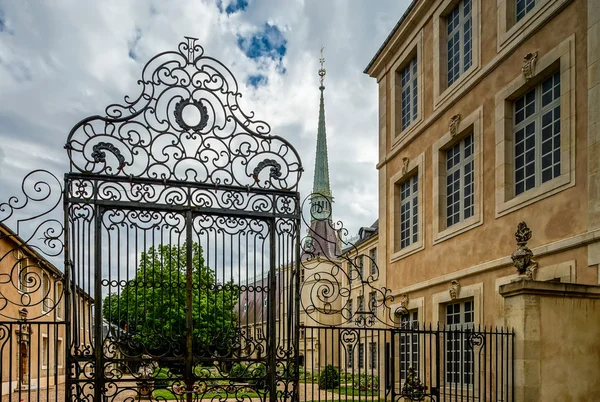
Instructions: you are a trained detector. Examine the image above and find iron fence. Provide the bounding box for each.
[0,321,67,402]
[298,324,514,402]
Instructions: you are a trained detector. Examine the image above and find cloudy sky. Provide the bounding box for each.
[0,0,410,239]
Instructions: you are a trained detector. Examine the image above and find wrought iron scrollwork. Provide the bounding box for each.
[64,37,302,190]
[300,193,402,328]
[0,169,65,320]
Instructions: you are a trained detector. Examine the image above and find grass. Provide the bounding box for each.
[153,388,267,400]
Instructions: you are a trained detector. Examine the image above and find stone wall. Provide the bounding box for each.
[500,280,600,401]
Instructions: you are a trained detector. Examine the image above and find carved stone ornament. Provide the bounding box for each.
[397,294,409,316]
[401,157,410,175]
[511,221,538,280]
[449,280,461,300]
[522,52,538,81]
[449,114,461,137]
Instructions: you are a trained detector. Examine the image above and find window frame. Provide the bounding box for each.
[433,0,481,107]
[445,300,475,385]
[399,310,420,381]
[390,31,424,144]
[358,342,365,370]
[432,107,483,244]
[445,0,473,87]
[496,0,571,51]
[512,71,561,196]
[347,344,354,369]
[41,333,49,370]
[494,35,575,217]
[369,341,377,370]
[390,152,425,262]
[42,272,51,314]
[55,281,63,320]
[57,337,64,369]
[369,247,377,276]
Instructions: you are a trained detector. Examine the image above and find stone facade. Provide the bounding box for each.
[365,0,599,328]
[0,223,93,395]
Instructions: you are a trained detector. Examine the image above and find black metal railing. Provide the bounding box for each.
[299,324,514,402]
[0,321,67,402]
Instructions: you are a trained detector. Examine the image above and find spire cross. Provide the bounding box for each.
[318,46,326,88]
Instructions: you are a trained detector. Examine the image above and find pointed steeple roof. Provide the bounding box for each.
[304,48,340,260]
[312,85,332,198]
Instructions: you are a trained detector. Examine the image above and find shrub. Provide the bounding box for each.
[229,363,248,378]
[318,364,340,389]
[249,363,268,390]
[352,373,379,391]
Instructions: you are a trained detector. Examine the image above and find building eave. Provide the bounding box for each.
[363,0,421,78]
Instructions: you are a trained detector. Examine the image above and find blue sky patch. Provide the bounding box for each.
[237,23,286,65]
[247,74,267,88]
[218,0,249,14]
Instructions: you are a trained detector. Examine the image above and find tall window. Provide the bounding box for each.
[446,0,472,86]
[369,248,377,275]
[57,338,64,368]
[400,175,419,249]
[348,299,354,322]
[514,71,560,196]
[41,334,49,369]
[369,291,377,311]
[55,282,63,319]
[400,311,419,380]
[358,255,364,279]
[446,133,475,227]
[358,295,365,313]
[400,57,418,130]
[358,343,365,369]
[347,345,354,368]
[446,300,474,384]
[42,273,51,313]
[516,0,535,21]
[16,251,28,292]
[369,342,377,369]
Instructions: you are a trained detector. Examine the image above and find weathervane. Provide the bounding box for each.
[319,46,326,88]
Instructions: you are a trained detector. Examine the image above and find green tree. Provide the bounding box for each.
[102,243,240,363]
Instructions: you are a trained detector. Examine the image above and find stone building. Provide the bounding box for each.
[0,222,93,396]
[364,0,600,399]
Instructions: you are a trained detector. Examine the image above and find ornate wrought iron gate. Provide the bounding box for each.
[1,38,302,402]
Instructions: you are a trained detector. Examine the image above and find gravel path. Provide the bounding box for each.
[2,383,378,401]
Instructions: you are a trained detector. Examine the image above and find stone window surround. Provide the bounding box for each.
[496,0,573,52]
[431,282,484,394]
[494,260,575,327]
[494,35,575,218]
[391,30,424,146]
[390,152,426,263]
[41,332,49,370]
[432,282,483,326]
[57,337,63,369]
[390,296,425,326]
[432,107,484,244]
[433,0,481,109]
[390,296,425,378]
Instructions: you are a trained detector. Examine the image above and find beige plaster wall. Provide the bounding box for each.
[372,0,597,305]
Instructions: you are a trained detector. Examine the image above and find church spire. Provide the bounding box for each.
[311,48,333,222]
[304,47,340,259]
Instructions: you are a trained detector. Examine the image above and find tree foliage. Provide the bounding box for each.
[102,243,240,360]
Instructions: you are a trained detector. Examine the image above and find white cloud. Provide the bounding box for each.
[0,0,411,239]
